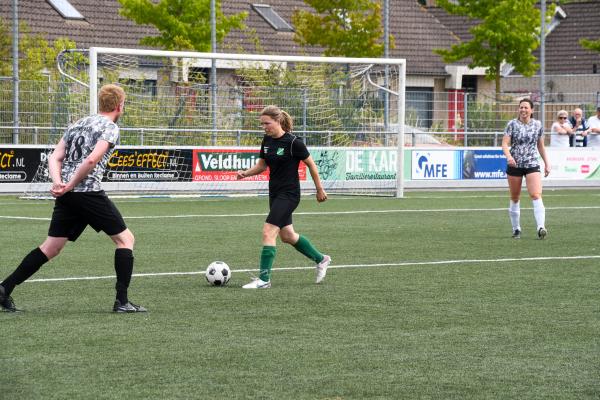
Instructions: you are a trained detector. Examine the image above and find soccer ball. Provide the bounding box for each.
[205,261,231,286]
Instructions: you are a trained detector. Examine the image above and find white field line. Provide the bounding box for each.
[2,192,599,206]
[2,205,600,221]
[25,254,600,284]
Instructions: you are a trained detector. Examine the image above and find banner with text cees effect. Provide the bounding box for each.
[1,146,599,186]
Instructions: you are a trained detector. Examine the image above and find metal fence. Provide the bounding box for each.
[2,79,599,147]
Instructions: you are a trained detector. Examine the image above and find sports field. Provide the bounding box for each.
[1,189,599,399]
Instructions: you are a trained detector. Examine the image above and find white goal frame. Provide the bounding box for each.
[89,47,407,197]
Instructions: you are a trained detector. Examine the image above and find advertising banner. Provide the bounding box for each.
[311,148,398,182]
[105,148,192,182]
[0,147,50,183]
[192,149,307,182]
[2,146,598,190]
[545,149,600,180]
[462,149,507,179]
[411,150,462,180]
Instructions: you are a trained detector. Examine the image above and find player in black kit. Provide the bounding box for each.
[237,105,331,288]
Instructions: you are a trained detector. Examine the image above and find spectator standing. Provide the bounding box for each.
[550,110,573,147]
[569,107,589,147]
[586,106,600,148]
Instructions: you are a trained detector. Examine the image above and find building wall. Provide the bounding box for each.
[501,75,600,104]
[432,78,447,130]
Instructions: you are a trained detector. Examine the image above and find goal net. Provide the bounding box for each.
[25,47,406,197]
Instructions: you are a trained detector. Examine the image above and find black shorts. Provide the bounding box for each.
[266,193,300,228]
[506,165,541,177]
[48,191,127,241]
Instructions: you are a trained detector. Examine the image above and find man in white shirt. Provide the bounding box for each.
[587,107,600,148]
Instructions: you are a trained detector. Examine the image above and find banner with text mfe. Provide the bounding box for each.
[462,149,507,179]
[411,150,462,180]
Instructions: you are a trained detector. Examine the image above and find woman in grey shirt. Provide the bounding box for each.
[501,98,551,240]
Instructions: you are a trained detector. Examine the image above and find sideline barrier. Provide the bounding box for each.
[1,145,599,193]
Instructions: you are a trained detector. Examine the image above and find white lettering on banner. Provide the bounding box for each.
[199,154,257,171]
[0,172,26,181]
[368,150,396,172]
[346,151,364,172]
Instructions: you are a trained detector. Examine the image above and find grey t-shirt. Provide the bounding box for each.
[61,114,120,192]
[504,118,543,168]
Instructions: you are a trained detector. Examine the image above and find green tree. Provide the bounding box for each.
[434,0,552,99]
[0,18,11,76]
[0,18,78,79]
[117,0,247,51]
[433,0,554,131]
[292,0,393,57]
[580,38,600,53]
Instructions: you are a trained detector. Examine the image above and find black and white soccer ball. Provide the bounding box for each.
[205,261,231,286]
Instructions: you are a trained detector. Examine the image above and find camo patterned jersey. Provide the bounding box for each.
[503,118,543,168]
[61,114,119,192]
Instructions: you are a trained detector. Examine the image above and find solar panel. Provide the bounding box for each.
[47,0,85,20]
[252,4,294,32]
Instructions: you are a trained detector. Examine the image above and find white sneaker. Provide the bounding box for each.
[242,278,271,289]
[315,255,331,284]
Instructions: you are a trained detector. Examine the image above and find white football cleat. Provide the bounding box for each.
[242,278,271,289]
[315,255,331,284]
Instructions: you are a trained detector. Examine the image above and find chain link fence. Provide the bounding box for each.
[2,79,599,147]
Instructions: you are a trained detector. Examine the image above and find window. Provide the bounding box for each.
[406,88,433,129]
[47,0,84,20]
[461,76,477,94]
[252,4,294,32]
[117,79,157,98]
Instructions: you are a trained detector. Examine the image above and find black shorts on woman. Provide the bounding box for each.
[506,165,541,177]
[261,132,309,228]
[267,192,300,228]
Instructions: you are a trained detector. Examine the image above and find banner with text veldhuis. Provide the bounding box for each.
[192,149,307,181]
[0,147,50,183]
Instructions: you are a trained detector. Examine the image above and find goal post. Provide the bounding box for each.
[29,47,407,198]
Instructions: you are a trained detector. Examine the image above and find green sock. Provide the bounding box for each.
[293,235,324,263]
[259,246,277,282]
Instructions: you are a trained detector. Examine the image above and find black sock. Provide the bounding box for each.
[1,247,49,296]
[114,248,134,304]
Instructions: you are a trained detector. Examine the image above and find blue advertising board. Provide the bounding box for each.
[462,149,507,179]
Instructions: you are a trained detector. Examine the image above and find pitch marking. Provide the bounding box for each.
[25,254,600,284]
[2,205,600,221]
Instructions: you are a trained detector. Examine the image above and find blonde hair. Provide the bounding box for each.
[557,110,568,119]
[260,105,293,132]
[98,84,125,113]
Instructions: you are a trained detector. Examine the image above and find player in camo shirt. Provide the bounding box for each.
[0,84,146,313]
[502,98,551,240]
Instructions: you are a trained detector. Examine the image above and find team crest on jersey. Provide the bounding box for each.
[277,148,284,156]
